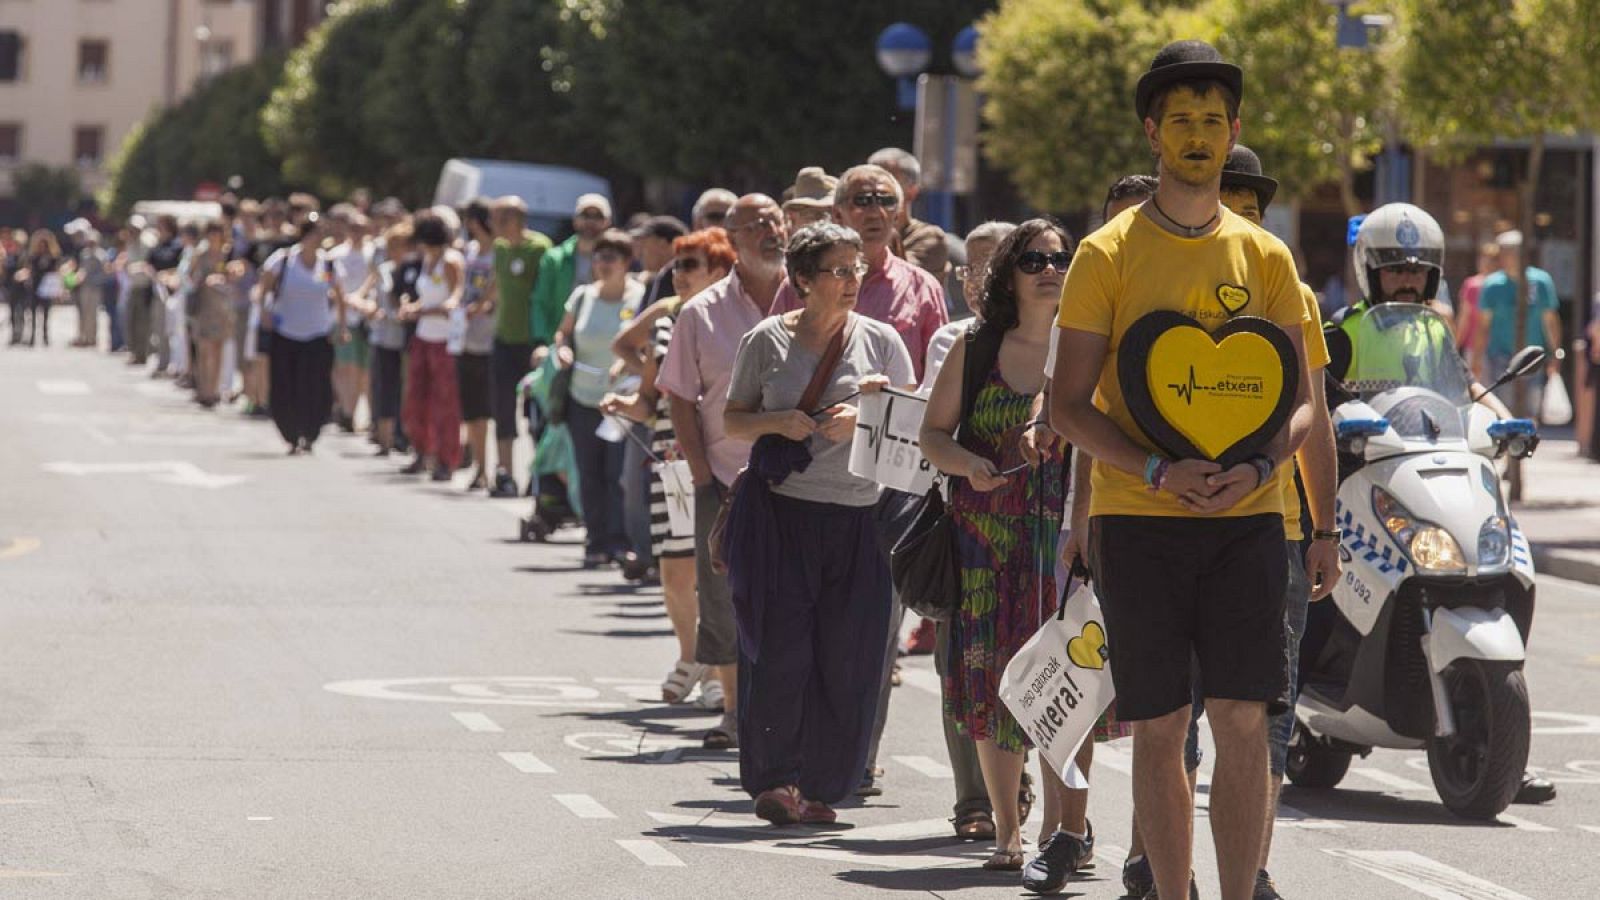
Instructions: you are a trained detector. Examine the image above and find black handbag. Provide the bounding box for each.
[888,320,1005,621]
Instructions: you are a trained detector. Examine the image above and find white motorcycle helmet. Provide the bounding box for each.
[1352,202,1445,304]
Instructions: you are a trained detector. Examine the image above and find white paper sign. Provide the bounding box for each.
[848,388,935,494]
[655,460,695,539]
[998,574,1116,790]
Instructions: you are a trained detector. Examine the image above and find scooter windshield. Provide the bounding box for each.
[1343,304,1475,406]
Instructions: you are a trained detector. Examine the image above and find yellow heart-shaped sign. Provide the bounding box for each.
[1117,312,1298,467]
[1067,621,1108,670]
[1147,328,1284,460]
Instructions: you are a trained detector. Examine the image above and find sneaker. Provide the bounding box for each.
[619,552,653,582]
[798,798,837,826]
[1254,869,1283,900]
[1123,856,1154,898]
[753,786,801,826]
[489,470,519,498]
[1022,825,1093,895]
[903,618,937,655]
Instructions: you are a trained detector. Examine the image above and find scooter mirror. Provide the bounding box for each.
[1503,345,1547,381]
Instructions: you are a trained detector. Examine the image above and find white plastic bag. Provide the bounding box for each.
[655,460,695,539]
[998,576,1116,790]
[1541,371,1573,426]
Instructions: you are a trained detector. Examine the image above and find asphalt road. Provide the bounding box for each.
[2,335,1597,900]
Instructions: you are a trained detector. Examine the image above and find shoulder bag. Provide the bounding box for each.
[890,319,1004,620]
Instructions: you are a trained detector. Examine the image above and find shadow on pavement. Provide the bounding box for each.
[834,866,1078,894]
[559,627,675,639]
[1282,786,1514,828]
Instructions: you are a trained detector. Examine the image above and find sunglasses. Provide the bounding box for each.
[1016,250,1073,275]
[672,257,703,273]
[849,192,899,209]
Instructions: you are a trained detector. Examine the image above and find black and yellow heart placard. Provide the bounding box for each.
[1117,311,1298,468]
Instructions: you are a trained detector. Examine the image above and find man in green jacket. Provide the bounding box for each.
[530,193,611,349]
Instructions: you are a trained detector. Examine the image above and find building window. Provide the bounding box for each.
[78,39,109,84]
[200,38,234,78]
[74,126,104,167]
[0,31,23,83]
[0,124,21,164]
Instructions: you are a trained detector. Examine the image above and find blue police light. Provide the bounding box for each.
[951,26,981,78]
[1347,214,1366,247]
[1337,418,1391,440]
[876,23,933,78]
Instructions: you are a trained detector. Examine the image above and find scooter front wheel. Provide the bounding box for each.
[1285,720,1353,789]
[1426,661,1530,819]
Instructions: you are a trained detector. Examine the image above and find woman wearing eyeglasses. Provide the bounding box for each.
[919,219,1082,876]
[554,228,646,568]
[722,223,914,826]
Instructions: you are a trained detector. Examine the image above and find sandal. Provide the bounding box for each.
[703,715,738,750]
[982,849,1025,871]
[661,661,708,704]
[695,677,725,710]
[952,809,996,841]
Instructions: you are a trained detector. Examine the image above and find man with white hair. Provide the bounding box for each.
[691,188,737,231]
[868,147,949,277]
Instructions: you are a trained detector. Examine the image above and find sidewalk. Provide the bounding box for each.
[1512,436,1600,585]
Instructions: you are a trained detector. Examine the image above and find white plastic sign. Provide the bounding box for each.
[848,388,935,495]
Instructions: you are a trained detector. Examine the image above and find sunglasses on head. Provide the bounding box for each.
[850,192,899,209]
[1016,250,1072,275]
[672,257,702,272]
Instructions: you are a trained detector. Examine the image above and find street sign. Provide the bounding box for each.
[914,75,980,195]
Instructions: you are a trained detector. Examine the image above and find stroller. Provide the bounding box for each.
[515,359,582,543]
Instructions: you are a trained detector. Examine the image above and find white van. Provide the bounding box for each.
[432,159,611,237]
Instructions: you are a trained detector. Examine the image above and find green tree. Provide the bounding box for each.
[1211,0,1387,215]
[592,0,991,190]
[11,163,82,226]
[1395,0,1595,496]
[261,0,425,197]
[977,0,1204,214]
[99,53,287,219]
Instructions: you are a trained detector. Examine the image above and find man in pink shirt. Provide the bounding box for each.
[656,193,789,750]
[772,164,948,381]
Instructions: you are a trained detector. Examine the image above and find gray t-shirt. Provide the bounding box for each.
[462,244,497,355]
[726,313,914,508]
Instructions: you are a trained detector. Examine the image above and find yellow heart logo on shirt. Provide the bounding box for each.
[1216,283,1250,316]
[1067,621,1109,670]
[1118,311,1298,467]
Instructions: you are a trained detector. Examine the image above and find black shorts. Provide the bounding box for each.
[457,351,492,422]
[491,339,533,441]
[370,345,404,420]
[1089,513,1289,721]
[255,325,272,355]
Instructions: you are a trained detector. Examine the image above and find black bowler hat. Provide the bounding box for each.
[1221,145,1278,210]
[1135,40,1244,123]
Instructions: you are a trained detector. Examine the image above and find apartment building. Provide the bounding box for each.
[0,0,284,204]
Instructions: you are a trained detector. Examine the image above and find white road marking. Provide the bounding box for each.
[1530,711,1600,735]
[0,538,42,560]
[1578,825,1600,836]
[615,839,686,867]
[498,752,555,774]
[553,793,615,819]
[246,816,273,822]
[41,460,248,489]
[0,868,70,879]
[36,379,89,395]
[1349,766,1433,792]
[892,755,953,779]
[451,712,503,733]
[1325,849,1533,900]
[1495,813,1556,833]
[323,676,624,709]
[1275,804,1345,830]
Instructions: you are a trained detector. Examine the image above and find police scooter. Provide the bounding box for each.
[1288,302,1545,819]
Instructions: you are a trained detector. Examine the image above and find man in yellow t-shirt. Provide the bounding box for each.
[1048,41,1311,900]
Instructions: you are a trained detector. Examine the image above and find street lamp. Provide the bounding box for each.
[874,23,981,232]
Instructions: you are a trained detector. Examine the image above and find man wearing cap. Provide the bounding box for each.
[869,147,950,277]
[1221,145,1340,900]
[530,193,611,369]
[487,196,553,498]
[782,167,837,233]
[1049,41,1311,900]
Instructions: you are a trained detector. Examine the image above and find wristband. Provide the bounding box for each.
[1142,453,1162,487]
[1312,528,1343,543]
[1151,459,1171,492]
[1246,454,1275,487]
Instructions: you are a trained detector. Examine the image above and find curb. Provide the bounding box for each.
[1532,544,1600,586]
